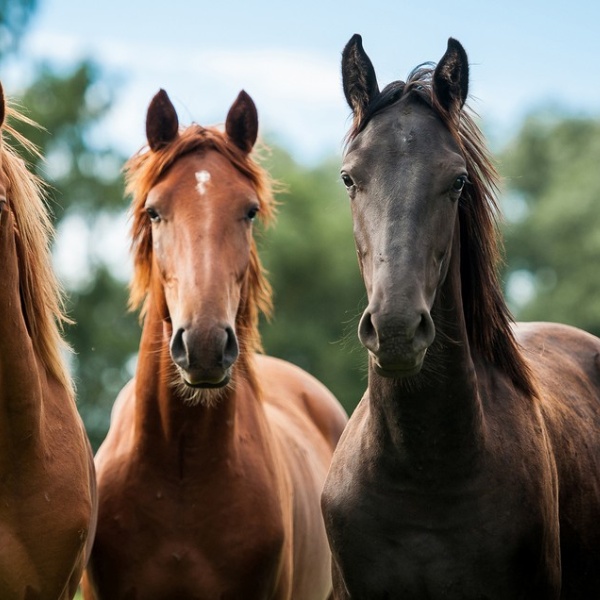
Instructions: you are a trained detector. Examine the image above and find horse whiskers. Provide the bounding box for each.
[166,365,233,408]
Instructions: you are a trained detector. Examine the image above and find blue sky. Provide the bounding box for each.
[6,0,600,165]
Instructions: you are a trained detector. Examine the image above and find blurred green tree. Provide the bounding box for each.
[0,0,37,54]
[259,146,367,415]
[499,110,600,336]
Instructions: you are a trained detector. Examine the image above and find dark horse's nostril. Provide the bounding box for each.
[358,311,378,352]
[221,326,239,370]
[170,327,189,370]
[415,311,435,346]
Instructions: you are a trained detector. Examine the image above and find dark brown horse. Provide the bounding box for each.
[322,35,600,599]
[0,83,97,599]
[82,89,347,599]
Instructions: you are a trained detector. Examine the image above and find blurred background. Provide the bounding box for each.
[2,0,600,449]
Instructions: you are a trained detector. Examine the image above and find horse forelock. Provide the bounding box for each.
[347,66,536,397]
[125,123,275,376]
[1,105,74,398]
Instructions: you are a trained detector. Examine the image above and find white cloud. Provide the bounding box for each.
[25,32,347,162]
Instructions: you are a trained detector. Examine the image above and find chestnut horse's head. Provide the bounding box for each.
[127,90,274,398]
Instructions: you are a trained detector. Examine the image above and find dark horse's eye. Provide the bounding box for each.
[146,206,161,223]
[341,172,355,188]
[451,175,468,194]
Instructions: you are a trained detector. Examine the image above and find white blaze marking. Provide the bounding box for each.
[195,170,211,195]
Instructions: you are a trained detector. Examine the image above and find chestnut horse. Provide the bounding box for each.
[322,36,600,599]
[82,89,347,599]
[0,83,97,599]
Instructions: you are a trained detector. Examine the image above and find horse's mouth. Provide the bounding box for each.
[180,367,232,389]
[370,348,427,379]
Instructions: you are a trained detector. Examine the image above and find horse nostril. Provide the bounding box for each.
[412,311,435,347]
[358,310,378,352]
[221,326,239,370]
[170,327,189,369]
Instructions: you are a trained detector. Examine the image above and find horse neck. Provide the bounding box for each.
[132,293,245,455]
[368,223,485,478]
[0,208,44,441]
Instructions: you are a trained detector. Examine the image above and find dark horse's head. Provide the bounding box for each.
[341,35,534,394]
[126,90,274,398]
[340,36,471,378]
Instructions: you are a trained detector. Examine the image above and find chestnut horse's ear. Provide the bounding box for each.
[341,34,380,122]
[0,81,5,129]
[225,90,258,153]
[433,38,469,114]
[146,89,179,151]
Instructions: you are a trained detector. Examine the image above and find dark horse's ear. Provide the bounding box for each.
[0,81,5,129]
[146,89,179,152]
[433,38,469,114]
[226,90,258,153]
[341,34,380,122]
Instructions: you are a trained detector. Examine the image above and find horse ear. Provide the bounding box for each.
[225,90,258,153]
[433,38,469,114]
[0,81,5,129]
[341,34,380,121]
[146,89,179,152]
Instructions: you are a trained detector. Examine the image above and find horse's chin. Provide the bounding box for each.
[170,366,233,407]
[371,349,427,379]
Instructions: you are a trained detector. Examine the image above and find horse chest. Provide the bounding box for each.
[324,441,558,599]
[93,455,288,599]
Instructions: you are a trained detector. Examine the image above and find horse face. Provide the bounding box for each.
[145,151,259,388]
[342,100,467,377]
[340,36,470,378]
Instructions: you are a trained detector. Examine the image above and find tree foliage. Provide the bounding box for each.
[259,147,367,414]
[0,0,37,54]
[10,2,599,450]
[499,110,600,336]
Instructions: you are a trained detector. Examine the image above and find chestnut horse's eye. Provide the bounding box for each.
[146,206,161,223]
[246,206,259,222]
[341,172,355,189]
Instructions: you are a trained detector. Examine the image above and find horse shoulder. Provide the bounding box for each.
[514,321,600,415]
[253,354,342,599]
[513,321,600,592]
[94,379,136,468]
[321,394,372,508]
[0,377,96,599]
[254,353,348,451]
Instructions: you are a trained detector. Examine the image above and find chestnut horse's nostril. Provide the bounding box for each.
[221,326,239,370]
[170,327,189,370]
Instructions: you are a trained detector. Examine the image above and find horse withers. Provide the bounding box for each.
[0,83,97,599]
[322,35,600,599]
[82,89,347,599]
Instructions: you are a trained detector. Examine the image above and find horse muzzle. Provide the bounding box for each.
[358,307,435,378]
[170,323,239,388]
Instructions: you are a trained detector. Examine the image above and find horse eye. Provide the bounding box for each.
[451,175,468,193]
[341,172,355,188]
[246,206,259,222]
[146,206,161,223]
